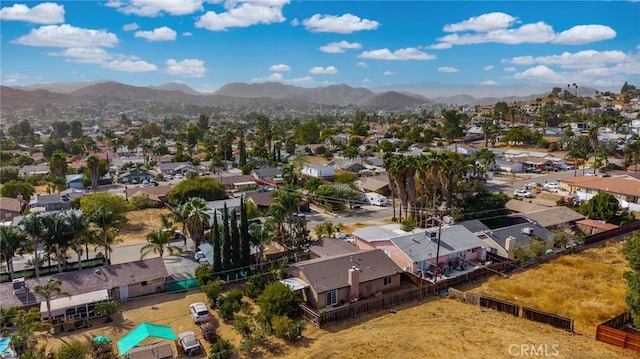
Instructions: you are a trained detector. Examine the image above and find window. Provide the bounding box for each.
[141,281,148,286]
[326,290,338,306]
[383,276,392,286]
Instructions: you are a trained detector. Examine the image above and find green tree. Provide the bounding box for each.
[140,229,182,258]
[294,120,320,145]
[440,110,466,143]
[56,342,90,359]
[48,151,68,179]
[222,204,232,271]
[40,211,72,273]
[0,225,26,280]
[0,180,34,200]
[80,192,133,220]
[94,300,123,323]
[242,162,257,175]
[0,167,20,183]
[167,176,227,205]
[184,197,211,249]
[623,232,640,327]
[85,155,100,192]
[579,191,619,223]
[69,120,83,139]
[378,139,395,153]
[33,279,70,321]
[66,211,89,271]
[21,213,43,278]
[238,133,247,167]
[256,281,301,321]
[230,209,241,268]
[335,172,358,184]
[240,197,251,267]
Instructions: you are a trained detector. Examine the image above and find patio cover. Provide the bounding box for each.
[280,278,310,291]
[117,322,177,356]
[0,337,11,354]
[40,289,110,319]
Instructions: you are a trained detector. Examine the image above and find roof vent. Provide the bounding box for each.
[521,227,534,235]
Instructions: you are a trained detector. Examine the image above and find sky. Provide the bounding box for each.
[1,1,639,93]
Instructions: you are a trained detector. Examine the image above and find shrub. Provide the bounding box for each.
[129,194,158,209]
[217,289,244,322]
[195,264,214,286]
[56,342,90,359]
[202,279,224,304]
[244,275,270,300]
[233,316,252,338]
[256,282,300,321]
[209,338,234,359]
[272,315,304,341]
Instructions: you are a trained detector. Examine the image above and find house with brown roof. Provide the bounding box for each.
[287,249,402,310]
[0,257,168,322]
[125,185,172,205]
[576,219,619,236]
[559,174,640,212]
[0,197,24,223]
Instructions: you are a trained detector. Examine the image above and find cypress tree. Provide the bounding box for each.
[239,134,247,167]
[240,197,251,267]
[222,204,231,271]
[212,214,222,273]
[231,209,241,269]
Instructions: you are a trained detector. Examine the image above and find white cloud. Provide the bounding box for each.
[444,12,517,32]
[195,0,289,31]
[383,71,396,76]
[481,80,498,85]
[48,47,111,64]
[362,78,370,83]
[504,67,517,72]
[483,65,494,71]
[165,58,206,77]
[303,13,380,34]
[509,56,535,66]
[319,40,362,54]
[134,26,177,41]
[123,22,139,31]
[428,42,452,50]
[309,66,338,74]
[103,60,158,72]
[182,32,192,37]
[438,66,459,73]
[356,62,368,68]
[251,73,284,82]
[438,21,556,46]
[290,18,299,26]
[552,25,616,45]
[13,24,119,48]
[285,76,314,84]
[357,48,435,61]
[269,64,291,71]
[0,2,64,24]
[106,0,204,17]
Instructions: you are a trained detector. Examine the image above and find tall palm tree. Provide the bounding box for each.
[48,151,68,180]
[184,197,210,249]
[0,225,26,280]
[281,164,298,188]
[66,211,89,270]
[91,207,120,264]
[271,190,301,236]
[40,212,71,273]
[21,213,43,278]
[86,155,100,192]
[140,229,182,259]
[33,279,70,322]
[170,204,189,246]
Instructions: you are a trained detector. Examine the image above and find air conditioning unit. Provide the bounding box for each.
[521,227,534,235]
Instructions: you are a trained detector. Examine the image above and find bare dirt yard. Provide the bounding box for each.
[118,208,172,245]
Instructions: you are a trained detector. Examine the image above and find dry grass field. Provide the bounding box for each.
[467,239,629,336]
[118,208,171,245]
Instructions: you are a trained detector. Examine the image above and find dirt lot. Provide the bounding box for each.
[44,290,634,359]
[118,208,171,245]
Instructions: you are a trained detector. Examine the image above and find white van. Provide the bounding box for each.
[365,192,387,206]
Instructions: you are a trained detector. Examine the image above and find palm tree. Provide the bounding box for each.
[40,212,71,273]
[21,213,43,278]
[271,190,301,236]
[184,197,210,249]
[281,164,298,188]
[0,225,26,280]
[48,151,68,181]
[91,207,120,264]
[33,279,70,322]
[94,300,122,323]
[86,155,100,192]
[140,229,182,259]
[170,204,189,246]
[66,211,89,270]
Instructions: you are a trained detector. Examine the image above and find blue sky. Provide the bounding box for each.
[1,1,639,93]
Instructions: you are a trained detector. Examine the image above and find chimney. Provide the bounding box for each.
[505,236,516,259]
[348,266,360,300]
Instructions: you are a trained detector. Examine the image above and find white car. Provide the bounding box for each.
[514,189,533,198]
[189,302,211,323]
[178,331,202,355]
[543,182,560,190]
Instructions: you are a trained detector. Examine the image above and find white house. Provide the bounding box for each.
[301,163,335,180]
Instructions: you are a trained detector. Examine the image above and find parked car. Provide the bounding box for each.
[194,251,206,262]
[561,165,575,171]
[513,189,533,198]
[189,302,211,323]
[337,233,356,245]
[525,182,538,190]
[543,182,560,190]
[177,331,202,356]
[164,174,174,180]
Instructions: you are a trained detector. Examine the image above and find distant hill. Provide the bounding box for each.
[16,80,111,94]
[1,86,71,109]
[214,82,301,98]
[149,82,202,95]
[366,91,429,107]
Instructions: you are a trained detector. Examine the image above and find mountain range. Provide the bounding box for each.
[2,80,596,110]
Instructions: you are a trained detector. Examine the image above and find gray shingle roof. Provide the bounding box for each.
[391,225,486,262]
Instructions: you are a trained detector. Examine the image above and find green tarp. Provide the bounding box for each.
[167,278,199,292]
[117,322,177,356]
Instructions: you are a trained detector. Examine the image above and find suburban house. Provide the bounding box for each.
[287,249,402,310]
[559,174,640,212]
[493,159,523,173]
[125,185,172,205]
[354,175,391,196]
[519,206,585,231]
[157,162,196,176]
[250,167,283,185]
[576,219,619,236]
[205,197,242,222]
[308,237,361,259]
[19,163,50,179]
[246,191,275,209]
[65,174,85,189]
[28,190,85,212]
[117,168,155,184]
[327,159,365,173]
[460,215,553,260]
[0,258,168,322]
[0,197,24,223]
[301,163,335,180]
[219,175,257,192]
[353,224,486,280]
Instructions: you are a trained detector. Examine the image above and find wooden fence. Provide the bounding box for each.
[595,312,640,352]
[479,296,519,316]
[584,220,640,245]
[522,306,574,332]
